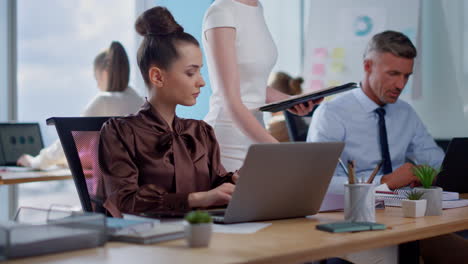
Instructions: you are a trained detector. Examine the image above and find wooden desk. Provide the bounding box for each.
[0,169,73,185]
[5,206,468,264]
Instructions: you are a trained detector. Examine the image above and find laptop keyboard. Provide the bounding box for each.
[206,209,226,223]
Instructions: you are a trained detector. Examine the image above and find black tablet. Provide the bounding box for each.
[259,82,358,113]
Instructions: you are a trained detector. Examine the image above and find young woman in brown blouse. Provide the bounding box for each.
[99,6,237,217]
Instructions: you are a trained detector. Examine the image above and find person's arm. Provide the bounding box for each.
[17,139,67,170]
[406,110,445,169]
[202,121,237,187]
[205,27,277,143]
[100,119,232,217]
[81,95,104,117]
[380,109,445,190]
[307,103,348,193]
[380,163,418,190]
[100,120,188,217]
[188,122,239,208]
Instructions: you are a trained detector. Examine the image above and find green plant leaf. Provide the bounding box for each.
[412,165,439,189]
[185,210,212,224]
[405,189,424,200]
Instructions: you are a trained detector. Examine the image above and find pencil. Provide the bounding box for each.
[366,161,383,184]
[347,160,355,184]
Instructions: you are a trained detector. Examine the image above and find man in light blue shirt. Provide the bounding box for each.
[307,31,444,194]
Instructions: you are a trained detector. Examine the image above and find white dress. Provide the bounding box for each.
[202,0,277,171]
[29,87,144,170]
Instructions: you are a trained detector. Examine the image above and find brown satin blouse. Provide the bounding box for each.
[99,102,233,217]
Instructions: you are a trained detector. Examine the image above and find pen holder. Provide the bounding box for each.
[344,184,375,222]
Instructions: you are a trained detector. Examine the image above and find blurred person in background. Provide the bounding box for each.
[17,41,144,170]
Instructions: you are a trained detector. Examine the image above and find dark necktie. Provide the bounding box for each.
[375,107,393,174]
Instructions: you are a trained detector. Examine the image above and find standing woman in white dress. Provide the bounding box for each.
[203,0,321,171]
[16,41,144,170]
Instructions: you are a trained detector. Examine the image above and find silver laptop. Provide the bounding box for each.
[211,142,344,224]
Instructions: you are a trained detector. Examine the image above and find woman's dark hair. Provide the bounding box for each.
[269,72,303,96]
[135,6,199,87]
[93,41,130,92]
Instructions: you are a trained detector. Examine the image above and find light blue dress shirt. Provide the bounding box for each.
[307,87,445,194]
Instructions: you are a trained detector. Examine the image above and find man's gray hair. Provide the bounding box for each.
[364,30,417,59]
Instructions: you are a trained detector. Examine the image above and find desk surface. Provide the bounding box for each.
[0,169,72,185]
[5,206,468,264]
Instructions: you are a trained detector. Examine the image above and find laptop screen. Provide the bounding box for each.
[436,138,468,192]
[0,123,44,166]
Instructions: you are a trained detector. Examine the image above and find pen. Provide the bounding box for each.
[407,158,418,166]
[338,158,349,175]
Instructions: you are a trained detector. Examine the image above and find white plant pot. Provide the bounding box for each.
[415,187,443,216]
[185,222,212,248]
[401,199,427,218]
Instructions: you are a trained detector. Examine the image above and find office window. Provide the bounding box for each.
[17,0,136,209]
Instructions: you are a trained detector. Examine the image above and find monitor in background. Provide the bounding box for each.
[435,138,468,193]
[0,123,44,166]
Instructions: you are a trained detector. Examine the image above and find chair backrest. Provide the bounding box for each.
[283,105,318,142]
[47,117,112,213]
[435,138,451,153]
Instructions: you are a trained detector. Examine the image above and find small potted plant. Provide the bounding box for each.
[401,189,427,218]
[184,211,212,248]
[413,165,442,216]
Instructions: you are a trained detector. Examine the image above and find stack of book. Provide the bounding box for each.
[106,217,185,244]
[375,188,468,209]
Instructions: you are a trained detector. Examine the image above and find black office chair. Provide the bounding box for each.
[47,116,113,213]
[283,105,319,142]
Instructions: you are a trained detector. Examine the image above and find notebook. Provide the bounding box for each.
[110,223,184,244]
[105,217,155,236]
[259,82,357,112]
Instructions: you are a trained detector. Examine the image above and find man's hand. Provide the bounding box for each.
[232,171,239,183]
[380,163,419,190]
[287,98,323,116]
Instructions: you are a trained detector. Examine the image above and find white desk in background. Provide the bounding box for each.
[0,168,73,221]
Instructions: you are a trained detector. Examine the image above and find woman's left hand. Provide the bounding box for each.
[287,98,324,116]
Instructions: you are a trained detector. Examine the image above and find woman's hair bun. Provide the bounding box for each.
[289,77,304,95]
[135,6,184,37]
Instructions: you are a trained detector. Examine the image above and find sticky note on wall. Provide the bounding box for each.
[310,80,324,91]
[313,48,328,59]
[312,64,326,76]
[331,48,345,59]
[327,80,342,87]
[330,62,345,73]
